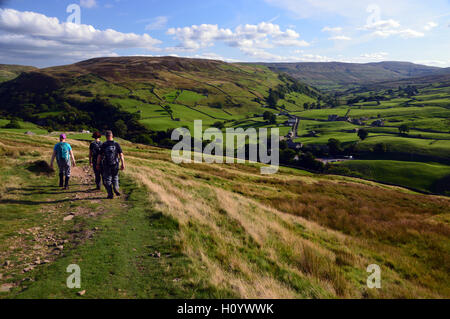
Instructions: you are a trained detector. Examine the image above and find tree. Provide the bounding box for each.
[263,111,276,124]
[298,152,324,171]
[279,140,288,150]
[358,129,369,141]
[399,124,410,135]
[327,138,343,156]
[373,143,387,154]
[280,149,297,164]
[114,119,128,137]
[267,89,280,107]
[3,119,21,129]
[213,121,225,130]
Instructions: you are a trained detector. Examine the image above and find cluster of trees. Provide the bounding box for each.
[345,85,419,106]
[267,75,321,108]
[0,86,179,148]
[347,95,388,105]
[278,74,320,98]
[398,85,418,97]
[303,102,321,110]
[263,111,277,124]
[2,118,21,129]
[279,140,324,171]
[399,124,410,135]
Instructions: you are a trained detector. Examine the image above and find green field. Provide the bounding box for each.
[336,160,450,194]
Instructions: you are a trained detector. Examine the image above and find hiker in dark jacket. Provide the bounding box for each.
[89,132,103,190]
[50,134,76,189]
[96,131,125,199]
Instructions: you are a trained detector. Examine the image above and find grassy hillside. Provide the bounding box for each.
[336,160,450,195]
[0,57,319,135]
[0,64,37,83]
[0,130,449,298]
[261,61,444,91]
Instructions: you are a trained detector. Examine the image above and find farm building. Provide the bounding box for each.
[287,140,303,150]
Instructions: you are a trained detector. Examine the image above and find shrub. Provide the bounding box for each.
[3,119,21,129]
[358,129,369,141]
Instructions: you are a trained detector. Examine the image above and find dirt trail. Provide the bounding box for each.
[0,165,111,293]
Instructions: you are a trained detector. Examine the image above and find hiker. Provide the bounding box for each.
[96,130,125,199]
[50,134,76,190]
[89,132,103,190]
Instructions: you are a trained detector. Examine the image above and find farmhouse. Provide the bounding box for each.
[284,118,297,127]
[285,131,294,139]
[287,139,303,150]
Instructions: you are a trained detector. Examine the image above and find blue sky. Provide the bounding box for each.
[0,0,449,67]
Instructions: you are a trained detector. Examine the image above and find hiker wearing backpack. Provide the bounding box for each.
[89,132,103,190]
[50,134,76,190]
[96,130,125,199]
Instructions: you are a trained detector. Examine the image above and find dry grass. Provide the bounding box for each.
[124,150,450,298]
[1,131,449,298]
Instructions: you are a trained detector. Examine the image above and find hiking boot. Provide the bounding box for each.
[105,185,114,199]
[113,188,121,197]
[96,184,101,191]
[64,177,70,190]
[59,174,64,187]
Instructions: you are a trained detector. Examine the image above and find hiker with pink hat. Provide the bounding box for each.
[50,133,76,190]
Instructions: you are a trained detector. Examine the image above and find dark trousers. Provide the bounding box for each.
[103,165,119,196]
[93,163,102,187]
[57,158,71,177]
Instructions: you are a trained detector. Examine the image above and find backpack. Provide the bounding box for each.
[56,143,70,160]
[91,141,102,161]
[104,142,118,167]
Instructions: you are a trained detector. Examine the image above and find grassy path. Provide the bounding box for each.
[0,161,213,298]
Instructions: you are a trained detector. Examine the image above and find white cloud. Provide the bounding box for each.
[298,54,334,62]
[322,26,342,33]
[0,8,162,65]
[424,21,438,31]
[329,35,352,41]
[414,59,450,67]
[265,0,450,22]
[363,19,400,30]
[145,16,168,31]
[167,22,310,51]
[80,0,97,9]
[371,28,424,38]
[240,47,286,61]
[362,18,424,38]
[360,52,388,59]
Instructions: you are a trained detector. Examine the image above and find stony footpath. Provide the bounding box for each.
[0,165,115,295]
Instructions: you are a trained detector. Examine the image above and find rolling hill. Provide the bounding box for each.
[0,64,37,83]
[0,56,319,133]
[261,61,444,90]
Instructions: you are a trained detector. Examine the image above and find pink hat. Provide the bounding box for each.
[60,134,67,140]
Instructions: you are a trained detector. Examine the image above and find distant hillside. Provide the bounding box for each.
[261,61,442,90]
[0,56,319,137]
[0,64,37,83]
[360,68,450,90]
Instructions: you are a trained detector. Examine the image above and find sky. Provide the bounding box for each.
[0,0,449,67]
